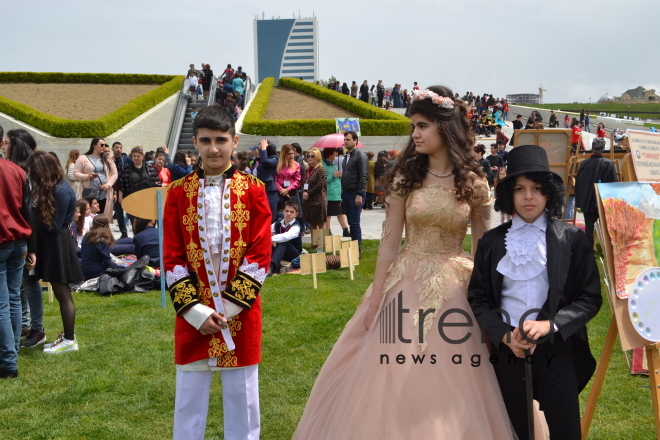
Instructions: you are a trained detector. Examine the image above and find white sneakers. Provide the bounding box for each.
[43,334,78,354]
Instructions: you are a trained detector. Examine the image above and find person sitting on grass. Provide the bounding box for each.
[80,214,120,280]
[269,201,302,276]
[133,218,160,266]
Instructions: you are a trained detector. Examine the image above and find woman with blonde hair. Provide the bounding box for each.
[65,150,80,194]
[275,144,301,211]
[301,148,327,231]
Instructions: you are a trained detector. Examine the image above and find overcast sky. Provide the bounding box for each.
[2,0,658,103]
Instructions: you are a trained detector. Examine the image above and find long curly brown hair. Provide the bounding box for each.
[26,151,64,227]
[384,85,484,203]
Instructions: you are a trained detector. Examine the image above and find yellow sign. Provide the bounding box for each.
[628,129,660,182]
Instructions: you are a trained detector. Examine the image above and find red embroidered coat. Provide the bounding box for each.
[163,166,271,367]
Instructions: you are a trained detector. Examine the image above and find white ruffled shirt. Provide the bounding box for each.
[497,214,549,328]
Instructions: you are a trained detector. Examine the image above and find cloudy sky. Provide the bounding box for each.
[2,0,658,103]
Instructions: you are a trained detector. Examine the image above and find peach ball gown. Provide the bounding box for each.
[293,179,546,439]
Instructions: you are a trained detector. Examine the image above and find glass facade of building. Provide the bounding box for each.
[254,17,318,83]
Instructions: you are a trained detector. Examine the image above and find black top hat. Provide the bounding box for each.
[499,145,563,186]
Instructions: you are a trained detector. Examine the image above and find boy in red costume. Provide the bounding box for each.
[163,105,271,440]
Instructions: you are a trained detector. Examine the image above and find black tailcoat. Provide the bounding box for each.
[468,216,603,391]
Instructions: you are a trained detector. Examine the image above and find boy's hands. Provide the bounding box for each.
[502,321,552,358]
[198,311,228,335]
[502,327,535,358]
[521,320,552,342]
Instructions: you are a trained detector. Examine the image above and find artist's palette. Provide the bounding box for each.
[628,267,660,342]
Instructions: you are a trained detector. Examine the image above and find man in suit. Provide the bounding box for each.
[256,139,279,220]
[510,114,524,146]
[468,145,602,440]
[575,137,618,248]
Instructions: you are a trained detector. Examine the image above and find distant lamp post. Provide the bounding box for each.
[628,105,631,119]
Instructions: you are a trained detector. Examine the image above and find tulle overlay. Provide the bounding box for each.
[293,182,529,439]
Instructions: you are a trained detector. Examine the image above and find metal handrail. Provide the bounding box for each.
[243,76,255,106]
[207,75,217,106]
[167,77,190,157]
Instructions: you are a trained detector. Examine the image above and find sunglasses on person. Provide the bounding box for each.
[98,143,108,147]
[306,154,315,158]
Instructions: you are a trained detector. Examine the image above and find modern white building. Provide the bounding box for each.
[253,17,319,83]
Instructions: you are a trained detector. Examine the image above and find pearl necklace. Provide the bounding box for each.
[427,168,453,178]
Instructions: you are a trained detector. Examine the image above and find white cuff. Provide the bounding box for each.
[223,299,243,319]
[182,304,215,330]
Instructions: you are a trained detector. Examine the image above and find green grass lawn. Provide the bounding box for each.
[1,238,656,439]
[523,103,660,121]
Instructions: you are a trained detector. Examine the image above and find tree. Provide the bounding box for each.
[320,75,337,88]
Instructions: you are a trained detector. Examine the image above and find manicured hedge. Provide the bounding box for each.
[241,77,410,136]
[0,74,184,137]
[0,72,176,84]
[241,77,276,136]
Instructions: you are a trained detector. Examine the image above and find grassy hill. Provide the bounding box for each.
[523,102,660,120]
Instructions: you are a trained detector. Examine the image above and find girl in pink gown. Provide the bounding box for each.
[293,86,547,439]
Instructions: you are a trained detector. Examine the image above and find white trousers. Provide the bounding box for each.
[173,365,260,440]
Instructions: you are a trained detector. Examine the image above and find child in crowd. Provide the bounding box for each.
[69,204,81,242]
[188,72,198,103]
[191,107,198,120]
[269,201,302,276]
[495,124,509,145]
[80,214,120,280]
[75,199,91,247]
[493,167,511,223]
[468,145,602,440]
[133,218,160,266]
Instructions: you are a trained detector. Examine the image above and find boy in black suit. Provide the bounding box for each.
[468,145,602,440]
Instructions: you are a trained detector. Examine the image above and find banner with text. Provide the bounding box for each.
[628,129,660,182]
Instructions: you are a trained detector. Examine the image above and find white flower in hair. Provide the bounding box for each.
[411,89,454,109]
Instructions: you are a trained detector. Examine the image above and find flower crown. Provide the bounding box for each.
[411,89,454,109]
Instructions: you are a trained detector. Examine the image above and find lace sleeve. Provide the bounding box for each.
[469,178,492,257]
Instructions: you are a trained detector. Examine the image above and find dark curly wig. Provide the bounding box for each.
[494,172,565,217]
[384,85,484,204]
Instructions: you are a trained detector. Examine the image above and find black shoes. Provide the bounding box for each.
[342,228,351,238]
[0,370,18,379]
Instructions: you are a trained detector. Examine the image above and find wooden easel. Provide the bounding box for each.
[324,235,342,255]
[581,160,660,440]
[562,154,580,224]
[300,252,326,289]
[311,229,331,252]
[339,240,360,280]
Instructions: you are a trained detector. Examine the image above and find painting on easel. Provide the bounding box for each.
[597,182,660,299]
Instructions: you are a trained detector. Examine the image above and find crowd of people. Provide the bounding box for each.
[186,63,248,119]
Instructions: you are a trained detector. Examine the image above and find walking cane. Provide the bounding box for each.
[524,348,535,440]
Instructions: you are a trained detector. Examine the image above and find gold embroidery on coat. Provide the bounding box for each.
[230,174,250,267]
[208,337,239,367]
[172,282,196,307]
[229,277,258,303]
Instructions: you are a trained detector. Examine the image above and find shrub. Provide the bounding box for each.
[0,74,184,137]
[241,77,410,136]
[0,72,176,84]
